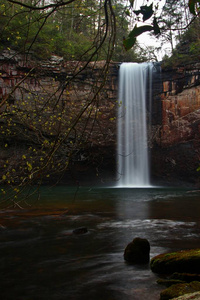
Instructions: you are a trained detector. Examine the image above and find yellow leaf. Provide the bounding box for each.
[26,162,32,171]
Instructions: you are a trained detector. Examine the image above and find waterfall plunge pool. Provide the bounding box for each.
[1,186,200,300]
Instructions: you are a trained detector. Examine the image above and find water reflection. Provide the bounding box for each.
[0,186,200,300]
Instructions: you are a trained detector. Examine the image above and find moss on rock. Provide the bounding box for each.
[157,279,185,287]
[160,281,200,300]
[171,291,200,299]
[170,273,200,283]
[151,249,200,274]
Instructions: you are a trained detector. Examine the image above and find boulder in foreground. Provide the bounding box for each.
[124,237,150,264]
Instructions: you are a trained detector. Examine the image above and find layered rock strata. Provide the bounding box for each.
[1,50,200,186]
[152,64,200,186]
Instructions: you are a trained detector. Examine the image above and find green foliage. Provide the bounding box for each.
[123,2,160,51]
[0,83,79,203]
[162,17,200,67]
[188,0,200,15]
[133,3,154,22]
[0,0,145,61]
[123,25,153,50]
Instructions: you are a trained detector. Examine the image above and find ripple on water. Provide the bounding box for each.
[97,219,196,229]
[97,219,199,241]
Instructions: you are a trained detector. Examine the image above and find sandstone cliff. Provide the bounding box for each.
[0,50,118,186]
[1,50,200,186]
[152,64,200,186]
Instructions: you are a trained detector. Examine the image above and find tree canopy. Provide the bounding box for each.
[0,0,151,62]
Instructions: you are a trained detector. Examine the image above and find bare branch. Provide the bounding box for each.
[6,0,77,11]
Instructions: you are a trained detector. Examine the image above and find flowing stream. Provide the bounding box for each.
[117,62,153,187]
[1,186,200,300]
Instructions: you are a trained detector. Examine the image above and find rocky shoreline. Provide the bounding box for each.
[124,238,200,299]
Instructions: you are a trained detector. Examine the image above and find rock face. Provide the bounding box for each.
[1,50,200,186]
[151,64,200,186]
[0,50,118,185]
[124,237,150,264]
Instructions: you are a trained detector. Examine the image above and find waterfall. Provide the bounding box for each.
[117,62,153,187]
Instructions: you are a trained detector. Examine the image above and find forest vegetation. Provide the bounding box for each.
[0,0,150,62]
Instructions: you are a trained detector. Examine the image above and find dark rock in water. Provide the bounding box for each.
[0,224,6,230]
[124,237,150,264]
[73,227,88,235]
[160,281,200,300]
[150,249,200,274]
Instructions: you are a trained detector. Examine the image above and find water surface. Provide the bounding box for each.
[1,186,200,300]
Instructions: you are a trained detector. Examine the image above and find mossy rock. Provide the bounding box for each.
[151,249,200,274]
[160,281,200,300]
[172,291,200,299]
[170,273,200,283]
[157,273,200,287]
[157,279,185,287]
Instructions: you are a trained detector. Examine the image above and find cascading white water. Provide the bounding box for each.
[117,62,153,187]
